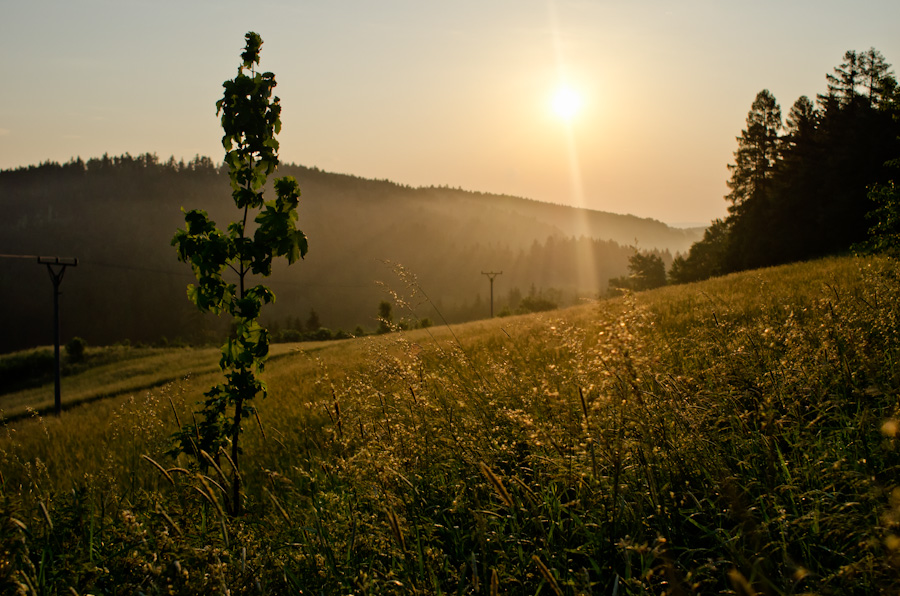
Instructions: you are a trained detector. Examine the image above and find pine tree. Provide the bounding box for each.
[726,90,782,208]
[860,47,894,107]
[821,50,862,109]
[306,308,321,332]
[783,95,817,151]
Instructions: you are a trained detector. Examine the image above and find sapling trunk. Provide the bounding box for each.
[231,389,244,515]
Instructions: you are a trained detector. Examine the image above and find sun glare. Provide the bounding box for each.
[552,86,581,121]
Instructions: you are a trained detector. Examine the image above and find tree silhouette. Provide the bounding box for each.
[377,301,393,334]
[306,308,321,332]
[609,250,667,292]
[170,32,307,515]
[668,219,730,284]
[670,47,900,283]
[726,89,782,209]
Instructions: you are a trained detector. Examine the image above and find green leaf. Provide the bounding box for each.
[241,32,263,68]
[287,230,308,264]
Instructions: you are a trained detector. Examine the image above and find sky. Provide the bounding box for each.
[2,0,899,226]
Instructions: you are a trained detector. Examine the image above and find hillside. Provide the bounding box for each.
[1,255,898,593]
[0,155,701,353]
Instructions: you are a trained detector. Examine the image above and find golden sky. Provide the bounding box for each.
[2,0,899,225]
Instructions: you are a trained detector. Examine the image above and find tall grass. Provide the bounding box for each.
[1,255,899,594]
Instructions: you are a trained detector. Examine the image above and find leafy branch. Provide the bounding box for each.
[171,32,307,515]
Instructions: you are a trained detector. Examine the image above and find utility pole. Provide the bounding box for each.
[481,271,502,318]
[38,256,78,416]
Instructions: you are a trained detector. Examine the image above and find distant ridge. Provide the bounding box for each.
[0,154,701,351]
[279,163,702,254]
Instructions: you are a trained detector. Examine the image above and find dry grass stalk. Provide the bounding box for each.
[218,446,243,485]
[579,386,589,424]
[386,506,406,552]
[532,555,563,596]
[253,407,267,439]
[479,461,514,508]
[155,504,182,536]
[194,477,225,519]
[728,568,759,596]
[9,517,27,532]
[265,487,291,523]
[167,396,182,428]
[200,449,228,485]
[331,387,343,440]
[141,454,175,485]
[38,500,52,530]
[334,400,343,440]
[511,475,538,506]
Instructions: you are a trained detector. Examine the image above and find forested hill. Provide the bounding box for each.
[0,155,700,353]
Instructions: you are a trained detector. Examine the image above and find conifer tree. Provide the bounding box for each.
[726,89,782,209]
[860,47,894,106]
[822,50,862,109]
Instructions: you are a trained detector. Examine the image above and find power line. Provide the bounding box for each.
[84,259,375,289]
[3,254,377,290]
[0,254,79,263]
[0,253,41,260]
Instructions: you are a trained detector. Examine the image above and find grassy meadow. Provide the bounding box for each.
[0,343,332,420]
[2,255,900,595]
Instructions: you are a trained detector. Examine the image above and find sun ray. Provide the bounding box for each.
[548,0,599,296]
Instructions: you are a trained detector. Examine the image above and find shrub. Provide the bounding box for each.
[310,327,333,342]
[278,329,304,343]
[516,295,557,313]
[65,337,87,363]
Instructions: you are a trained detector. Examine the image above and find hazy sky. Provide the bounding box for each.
[2,1,899,225]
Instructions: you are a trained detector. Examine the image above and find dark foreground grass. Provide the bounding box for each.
[1,255,899,594]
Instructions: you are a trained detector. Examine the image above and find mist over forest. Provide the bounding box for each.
[0,157,700,353]
[6,45,897,356]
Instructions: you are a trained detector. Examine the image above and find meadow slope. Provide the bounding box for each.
[1,255,899,594]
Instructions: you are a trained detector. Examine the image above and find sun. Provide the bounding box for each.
[552,86,581,121]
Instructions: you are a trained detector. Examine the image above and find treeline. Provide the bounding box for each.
[670,48,900,282]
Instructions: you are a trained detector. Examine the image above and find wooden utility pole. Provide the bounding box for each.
[481,271,502,318]
[38,256,78,416]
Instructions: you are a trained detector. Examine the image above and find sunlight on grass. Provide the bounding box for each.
[2,255,900,593]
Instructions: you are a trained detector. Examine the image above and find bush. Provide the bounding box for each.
[861,180,900,255]
[516,295,557,314]
[277,329,303,343]
[65,337,87,363]
[310,327,333,342]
